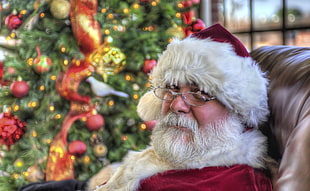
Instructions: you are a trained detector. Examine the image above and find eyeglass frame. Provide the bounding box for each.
[153,87,216,107]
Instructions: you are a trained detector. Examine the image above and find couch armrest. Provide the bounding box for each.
[251,46,310,191]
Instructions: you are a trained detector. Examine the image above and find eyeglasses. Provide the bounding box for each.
[153,87,216,106]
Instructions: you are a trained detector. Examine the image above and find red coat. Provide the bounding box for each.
[138,165,272,191]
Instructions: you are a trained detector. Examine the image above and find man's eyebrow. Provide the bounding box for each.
[166,84,179,89]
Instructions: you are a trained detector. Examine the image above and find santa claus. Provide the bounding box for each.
[87,24,274,191]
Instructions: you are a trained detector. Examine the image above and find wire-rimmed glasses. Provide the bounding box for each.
[153,87,216,106]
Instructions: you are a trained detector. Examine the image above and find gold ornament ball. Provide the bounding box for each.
[50,0,70,19]
[94,143,108,157]
[90,45,126,78]
[25,165,44,182]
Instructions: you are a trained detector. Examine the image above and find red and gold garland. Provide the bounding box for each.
[45,0,101,181]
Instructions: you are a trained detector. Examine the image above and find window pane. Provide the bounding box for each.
[286,30,310,46]
[253,0,282,30]
[234,33,251,51]
[224,0,250,32]
[287,0,310,28]
[212,0,224,25]
[253,32,282,49]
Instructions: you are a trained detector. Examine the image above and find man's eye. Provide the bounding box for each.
[192,93,203,99]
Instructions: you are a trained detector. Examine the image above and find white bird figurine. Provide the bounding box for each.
[86,76,129,98]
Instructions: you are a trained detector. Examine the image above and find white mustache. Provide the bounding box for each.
[159,112,199,132]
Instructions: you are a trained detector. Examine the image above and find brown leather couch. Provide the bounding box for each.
[251,46,310,191]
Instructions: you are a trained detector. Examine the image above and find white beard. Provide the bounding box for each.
[152,112,266,169]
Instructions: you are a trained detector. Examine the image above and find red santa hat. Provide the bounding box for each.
[137,24,269,128]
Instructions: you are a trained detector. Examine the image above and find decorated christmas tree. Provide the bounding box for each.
[0,0,204,190]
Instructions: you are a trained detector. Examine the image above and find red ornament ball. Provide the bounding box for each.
[142,59,157,74]
[0,112,26,149]
[68,140,87,157]
[86,114,105,131]
[10,80,29,98]
[5,14,23,30]
[192,19,205,32]
[33,55,53,74]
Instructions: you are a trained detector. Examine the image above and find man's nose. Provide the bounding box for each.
[169,94,190,114]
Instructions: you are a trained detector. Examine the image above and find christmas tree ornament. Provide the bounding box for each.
[10,80,29,98]
[192,18,205,31]
[5,12,23,30]
[68,140,87,157]
[142,59,157,74]
[93,143,108,157]
[89,133,103,145]
[86,76,129,97]
[89,45,126,81]
[33,46,53,74]
[86,113,105,131]
[184,18,205,36]
[50,0,70,19]
[0,112,26,149]
[25,165,44,182]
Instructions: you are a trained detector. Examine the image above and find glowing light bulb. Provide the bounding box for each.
[108,100,114,106]
[140,123,147,130]
[125,74,131,81]
[123,8,129,14]
[133,94,139,100]
[133,3,140,9]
